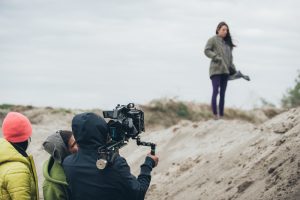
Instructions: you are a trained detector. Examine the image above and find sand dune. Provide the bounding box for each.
[1,106,299,200]
[121,107,300,200]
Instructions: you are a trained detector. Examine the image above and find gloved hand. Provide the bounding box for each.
[147,153,159,167]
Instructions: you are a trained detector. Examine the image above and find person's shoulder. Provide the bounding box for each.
[113,154,127,166]
[109,155,134,179]
[206,35,217,45]
[209,35,218,41]
[111,154,130,171]
[4,160,31,177]
[62,153,76,167]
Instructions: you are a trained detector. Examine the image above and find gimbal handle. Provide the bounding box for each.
[136,136,156,155]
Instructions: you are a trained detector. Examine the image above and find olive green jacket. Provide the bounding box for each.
[204,35,236,77]
[0,138,39,200]
[43,157,70,200]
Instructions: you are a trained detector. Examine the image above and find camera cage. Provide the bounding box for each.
[103,103,145,141]
[102,103,156,155]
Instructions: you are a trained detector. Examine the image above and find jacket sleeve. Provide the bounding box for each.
[4,169,32,200]
[204,37,218,60]
[115,156,154,200]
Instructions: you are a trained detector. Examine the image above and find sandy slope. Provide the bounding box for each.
[1,107,299,200]
[121,107,300,200]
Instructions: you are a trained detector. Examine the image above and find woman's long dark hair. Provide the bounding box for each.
[216,21,236,49]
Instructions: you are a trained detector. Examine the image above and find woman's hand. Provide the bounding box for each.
[213,55,222,63]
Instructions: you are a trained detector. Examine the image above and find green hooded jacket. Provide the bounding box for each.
[43,157,69,200]
[204,35,236,77]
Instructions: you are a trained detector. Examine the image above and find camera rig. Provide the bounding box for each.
[96,103,156,170]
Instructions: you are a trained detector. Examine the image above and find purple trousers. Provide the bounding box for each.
[210,74,229,116]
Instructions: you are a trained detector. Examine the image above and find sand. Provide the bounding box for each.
[1,107,300,200]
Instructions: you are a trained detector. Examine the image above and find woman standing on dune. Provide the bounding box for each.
[204,21,237,119]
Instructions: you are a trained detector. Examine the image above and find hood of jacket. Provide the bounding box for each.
[0,138,30,167]
[43,132,70,164]
[72,112,108,150]
[43,156,68,185]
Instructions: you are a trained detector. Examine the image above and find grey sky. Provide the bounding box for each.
[0,0,299,109]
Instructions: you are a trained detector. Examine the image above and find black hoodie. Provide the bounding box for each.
[72,112,109,149]
[63,112,154,200]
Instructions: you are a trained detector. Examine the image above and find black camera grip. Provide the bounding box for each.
[150,144,156,155]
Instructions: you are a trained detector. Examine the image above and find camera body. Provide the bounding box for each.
[103,103,145,142]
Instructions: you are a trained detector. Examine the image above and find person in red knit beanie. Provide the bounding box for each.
[0,112,39,199]
[2,112,32,142]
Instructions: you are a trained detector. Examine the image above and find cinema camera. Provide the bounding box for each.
[96,103,156,170]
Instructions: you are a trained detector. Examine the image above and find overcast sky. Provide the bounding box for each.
[0,0,299,109]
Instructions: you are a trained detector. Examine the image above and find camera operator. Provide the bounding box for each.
[62,112,159,200]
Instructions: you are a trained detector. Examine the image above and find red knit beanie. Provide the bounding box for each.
[2,112,32,143]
